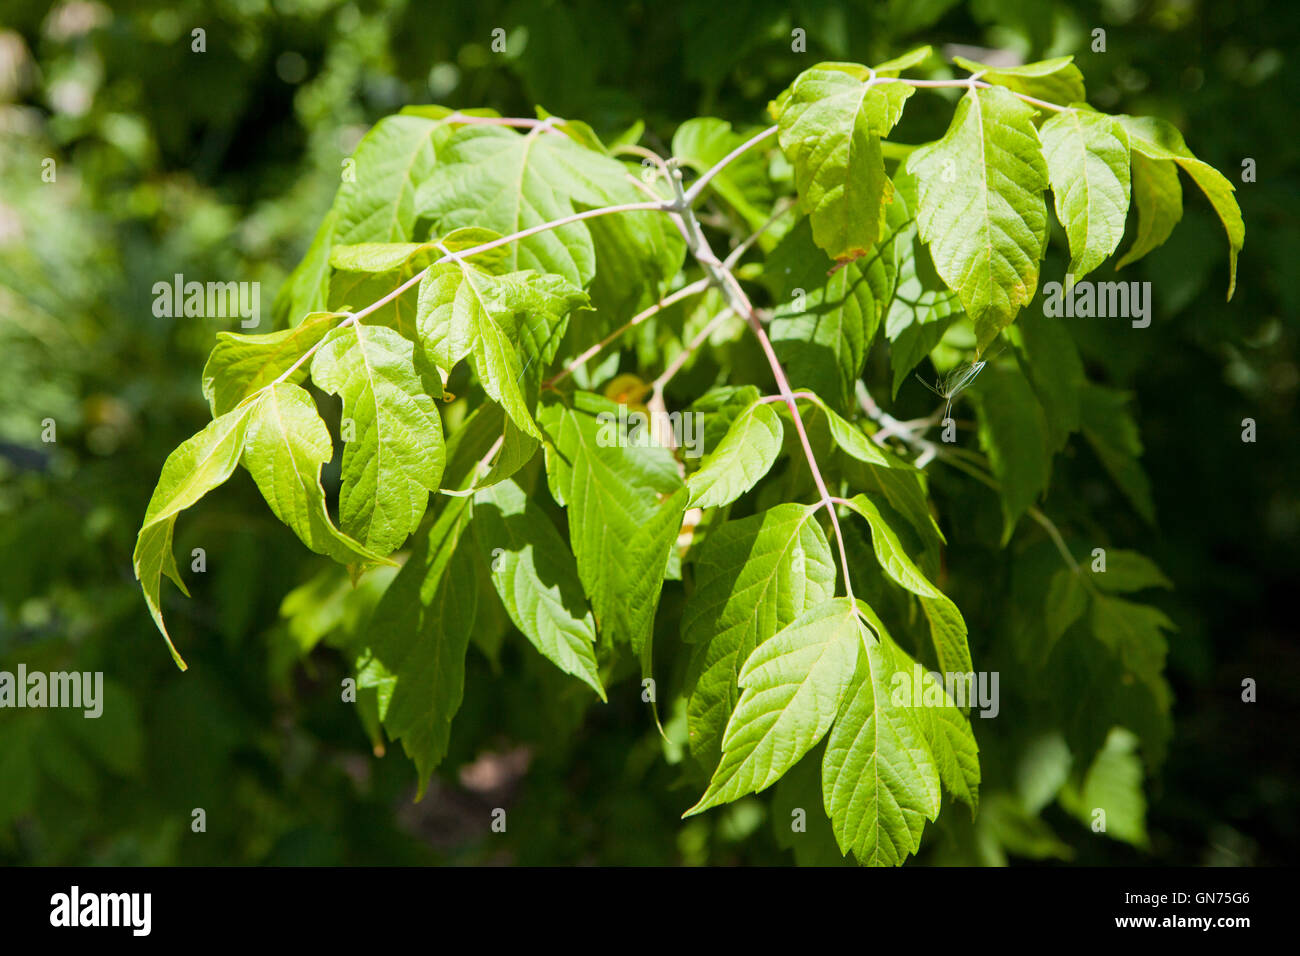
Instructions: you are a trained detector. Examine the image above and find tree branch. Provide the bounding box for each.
[665,167,857,602]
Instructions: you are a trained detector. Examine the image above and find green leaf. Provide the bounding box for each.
[953,55,1086,106]
[888,659,980,815]
[1117,115,1244,296]
[419,256,588,439]
[1079,382,1155,523]
[1012,309,1084,454]
[329,242,437,273]
[1059,727,1149,847]
[821,613,940,865]
[794,390,893,466]
[840,494,971,675]
[907,87,1049,353]
[884,201,964,397]
[539,391,687,653]
[1092,549,1172,593]
[327,244,443,340]
[1116,152,1182,270]
[240,382,392,568]
[686,599,862,815]
[873,46,933,76]
[765,202,906,411]
[441,401,537,491]
[687,399,783,509]
[356,495,476,795]
[273,209,336,329]
[974,363,1051,541]
[202,311,344,416]
[1040,110,1131,278]
[273,113,447,330]
[1045,569,1089,649]
[1091,594,1174,710]
[417,125,681,308]
[773,64,914,261]
[683,504,837,763]
[471,477,604,698]
[841,449,946,553]
[310,322,445,555]
[133,403,257,667]
[334,114,439,245]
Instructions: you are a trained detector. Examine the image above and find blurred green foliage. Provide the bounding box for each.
[0,0,1295,864]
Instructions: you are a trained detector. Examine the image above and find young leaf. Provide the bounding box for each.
[773,63,914,261]
[133,403,258,668]
[328,244,443,340]
[329,242,438,274]
[310,322,445,555]
[795,391,892,466]
[682,504,837,762]
[872,46,933,76]
[841,451,946,554]
[240,382,391,568]
[686,598,863,815]
[539,391,687,654]
[471,477,605,699]
[686,399,783,509]
[1040,110,1131,279]
[907,87,1049,353]
[356,495,476,795]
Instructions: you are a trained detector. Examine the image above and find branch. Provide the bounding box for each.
[665,168,856,602]
[544,277,712,389]
[681,125,778,205]
[268,199,671,392]
[874,75,1074,113]
[650,307,735,398]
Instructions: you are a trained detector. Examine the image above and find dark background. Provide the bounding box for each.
[0,0,1295,865]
